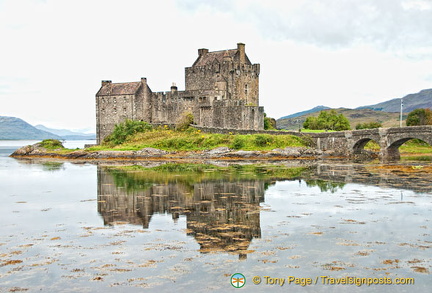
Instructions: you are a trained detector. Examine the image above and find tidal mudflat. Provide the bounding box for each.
[0,142,430,292]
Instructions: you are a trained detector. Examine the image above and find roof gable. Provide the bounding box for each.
[192,48,251,67]
[97,82,141,96]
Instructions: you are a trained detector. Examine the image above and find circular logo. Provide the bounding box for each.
[231,273,246,288]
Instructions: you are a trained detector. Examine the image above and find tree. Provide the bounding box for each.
[303,110,350,131]
[406,108,432,126]
[263,113,276,130]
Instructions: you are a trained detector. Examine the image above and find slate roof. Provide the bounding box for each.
[192,49,251,67]
[96,82,141,96]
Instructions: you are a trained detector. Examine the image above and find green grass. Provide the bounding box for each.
[87,127,307,151]
[399,139,432,154]
[299,129,337,133]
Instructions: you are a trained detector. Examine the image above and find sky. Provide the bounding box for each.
[1,0,432,132]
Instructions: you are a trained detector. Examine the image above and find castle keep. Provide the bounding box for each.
[96,43,264,143]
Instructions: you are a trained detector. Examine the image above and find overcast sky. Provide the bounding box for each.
[1,0,432,132]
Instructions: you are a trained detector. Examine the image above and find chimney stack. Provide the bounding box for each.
[171,82,178,93]
[198,48,209,56]
[237,43,245,64]
[102,80,112,86]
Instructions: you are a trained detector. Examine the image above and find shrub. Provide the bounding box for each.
[263,114,276,130]
[104,119,152,145]
[175,112,194,131]
[40,139,64,149]
[254,134,273,147]
[230,136,245,149]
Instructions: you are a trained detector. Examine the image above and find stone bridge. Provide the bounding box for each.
[306,126,432,161]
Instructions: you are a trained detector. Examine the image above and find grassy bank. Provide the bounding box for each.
[87,127,307,152]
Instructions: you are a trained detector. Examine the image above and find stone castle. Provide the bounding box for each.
[96,43,264,143]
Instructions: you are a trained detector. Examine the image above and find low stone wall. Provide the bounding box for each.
[191,125,304,137]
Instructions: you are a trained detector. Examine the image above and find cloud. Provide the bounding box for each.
[177,0,432,57]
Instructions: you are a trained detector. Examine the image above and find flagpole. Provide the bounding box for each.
[400,98,403,127]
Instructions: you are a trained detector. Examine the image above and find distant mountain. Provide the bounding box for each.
[35,125,96,140]
[357,89,432,113]
[279,105,331,120]
[0,116,62,140]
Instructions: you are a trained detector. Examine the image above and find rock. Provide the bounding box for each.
[226,150,260,158]
[205,147,232,155]
[96,151,135,158]
[135,148,169,157]
[11,145,34,156]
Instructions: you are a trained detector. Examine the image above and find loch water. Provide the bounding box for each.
[0,141,431,292]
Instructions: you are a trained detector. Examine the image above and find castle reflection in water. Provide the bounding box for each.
[97,167,266,258]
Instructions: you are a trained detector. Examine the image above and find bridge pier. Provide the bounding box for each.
[379,146,400,162]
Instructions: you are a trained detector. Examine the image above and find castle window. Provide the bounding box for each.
[113,97,116,103]
[113,107,117,114]
[245,84,248,95]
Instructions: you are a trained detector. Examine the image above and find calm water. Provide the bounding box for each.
[0,141,431,292]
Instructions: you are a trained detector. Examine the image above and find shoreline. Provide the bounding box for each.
[10,143,355,163]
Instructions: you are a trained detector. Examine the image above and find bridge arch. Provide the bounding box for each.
[350,126,432,161]
[384,136,432,161]
[306,126,432,161]
[352,138,379,154]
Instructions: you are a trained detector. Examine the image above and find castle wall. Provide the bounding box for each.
[149,90,196,124]
[212,101,264,130]
[96,93,140,143]
[185,62,260,106]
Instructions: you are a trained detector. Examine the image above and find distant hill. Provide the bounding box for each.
[278,105,331,120]
[357,89,432,112]
[0,116,62,140]
[35,125,96,140]
[277,108,403,130]
[277,88,432,130]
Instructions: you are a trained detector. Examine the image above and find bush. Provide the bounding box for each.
[264,114,276,130]
[104,119,152,145]
[175,112,194,131]
[254,134,273,147]
[40,139,64,149]
[230,136,246,149]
